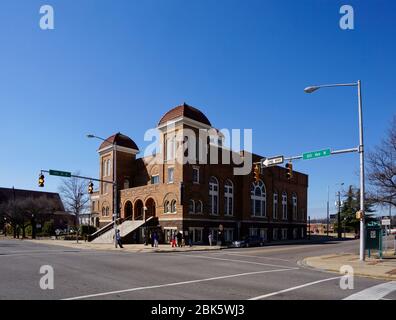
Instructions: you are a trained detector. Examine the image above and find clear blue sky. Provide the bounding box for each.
[0,0,395,218]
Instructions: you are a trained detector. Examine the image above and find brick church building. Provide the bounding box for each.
[89,103,308,244]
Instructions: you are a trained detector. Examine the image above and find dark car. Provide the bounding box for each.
[231,235,264,248]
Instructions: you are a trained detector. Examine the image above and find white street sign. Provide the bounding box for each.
[261,156,284,167]
[381,219,391,226]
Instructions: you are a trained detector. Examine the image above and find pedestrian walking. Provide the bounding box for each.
[208,233,213,246]
[115,229,123,248]
[177,231,182,247]
[153,231,159,248]
[171,231,176,247]
[181,233,185,247]
[189,232,193,247]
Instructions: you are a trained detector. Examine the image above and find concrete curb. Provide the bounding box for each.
[302,254,396,281]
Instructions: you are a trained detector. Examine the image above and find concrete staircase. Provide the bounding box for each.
[91,217,153,244]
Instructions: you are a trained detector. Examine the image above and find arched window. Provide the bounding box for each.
[102,160,106,177]
[164,201,170,213]
[106,207,110,217]
[251,181,266,217]
[209,177,219,215]
[224,179,233,216]
[195,200,203,214]
[102,207,105,216]
[273,192,278,219]
[282,192,288,220]
[292,194,297,220]
[170,200,177,213]
[188,200,195,213]
[106,160,111,177]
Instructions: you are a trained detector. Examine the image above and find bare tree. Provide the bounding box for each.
[367,115,396,208]
[0,196,58,239]
[19,196,59,239]
[58,173,89,243]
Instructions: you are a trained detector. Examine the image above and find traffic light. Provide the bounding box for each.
[253,164,260,183]
[88,182,94,194]
[285,162,293,180]
[38,174,45,187]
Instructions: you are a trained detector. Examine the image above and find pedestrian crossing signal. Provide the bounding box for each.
[88,182,94,194]
[38,174,45,187]
[285,162,293,180]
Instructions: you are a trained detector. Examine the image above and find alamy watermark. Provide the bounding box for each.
[339,265,354,290]
[339,5,354,30]
[39,5,54,30]
[39,265,54,290]
[143,124,253,176]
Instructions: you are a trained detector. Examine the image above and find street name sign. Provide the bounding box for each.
[303,148,331,160]
[49,169,72,177]
[381,219,391,226]
[261,156,284,168]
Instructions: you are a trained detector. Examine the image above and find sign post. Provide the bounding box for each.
[302,149,331,160]
[261,156,284,168]
[49,170,72,178]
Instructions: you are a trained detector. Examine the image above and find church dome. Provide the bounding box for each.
[158,103,211,127]
[99,132,139,151]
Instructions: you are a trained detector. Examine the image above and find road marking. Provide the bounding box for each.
[63,267,296,300]
[0,250,125,258]
[343,282,396,300]
[181,254,297,269]
[249,276,342,300]
[214,252,291,262]
[224,244,333,256]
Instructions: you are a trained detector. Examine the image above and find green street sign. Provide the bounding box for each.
[303,149,331,160]
[49,170,72,177]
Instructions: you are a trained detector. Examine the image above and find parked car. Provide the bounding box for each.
[231,235,264,248]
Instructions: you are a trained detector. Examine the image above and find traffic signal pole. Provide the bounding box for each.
[39,170,115,186]
[283,147,359,162]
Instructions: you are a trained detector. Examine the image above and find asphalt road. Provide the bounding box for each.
[0,239,395,300]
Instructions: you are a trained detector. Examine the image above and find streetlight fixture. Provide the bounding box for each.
[87,134,118,248]
[305,80,366,261]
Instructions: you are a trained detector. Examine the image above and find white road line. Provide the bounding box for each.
[0,250,122,258]
[343,282,396,300]
[214,252,291,262]
[63,267,296,300]
[181,254,297,269]
[249,276,342,300]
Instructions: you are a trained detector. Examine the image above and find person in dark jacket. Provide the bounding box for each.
[177,231,182,247]
[115,229,123,248]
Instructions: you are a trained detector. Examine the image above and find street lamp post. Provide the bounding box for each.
[144,206,148,245]
[3,217,6,237]
[87,134,118,248]
[304,81,366,261]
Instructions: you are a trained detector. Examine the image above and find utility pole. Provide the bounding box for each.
[327,185,330,237]
[113,141,118,248]
[304,80,366,260]
[337,191,342,239]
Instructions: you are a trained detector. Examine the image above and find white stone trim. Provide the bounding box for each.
[157,116,212,131]
[98,145,139,155]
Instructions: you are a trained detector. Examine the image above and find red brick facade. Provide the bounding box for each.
[93,103,308,244]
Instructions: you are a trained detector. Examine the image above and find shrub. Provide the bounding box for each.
[42,221,54,236]
[80,225,97,235]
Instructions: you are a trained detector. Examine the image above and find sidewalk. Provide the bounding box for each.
[302,250,396,281]
[25,239,223,253]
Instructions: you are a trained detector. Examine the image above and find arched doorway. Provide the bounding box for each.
[145,198,156,219]
[124,201,133,220]
[134,199,144,220]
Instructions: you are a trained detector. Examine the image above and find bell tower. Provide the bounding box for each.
[97,133,139,224]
